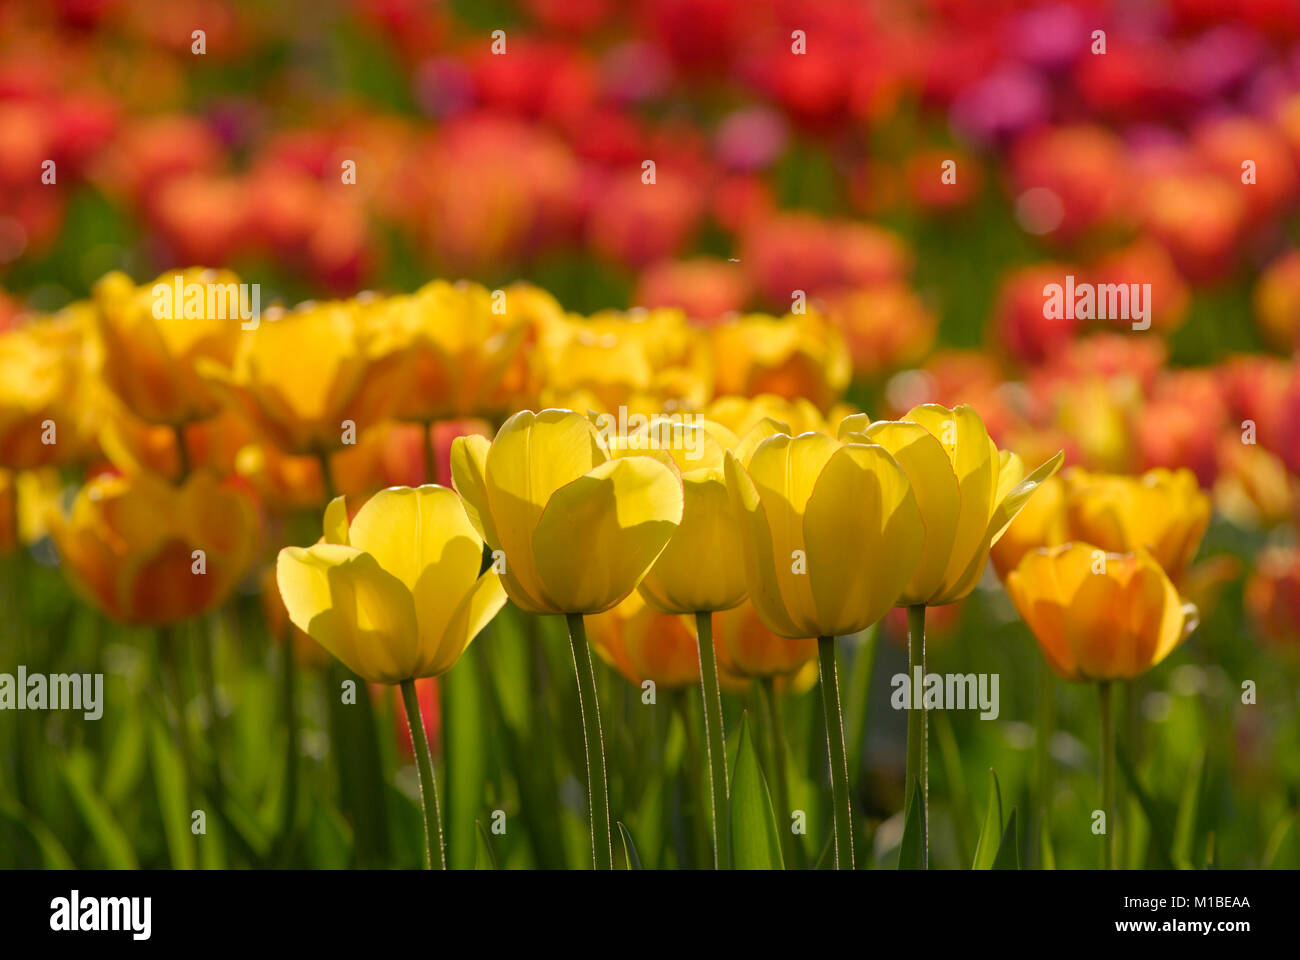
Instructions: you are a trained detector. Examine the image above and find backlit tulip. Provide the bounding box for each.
[632,419,745,615]
[841,403,1065,607]
[276,485,506,684]
[92,268,249,425]
[48,469,258,626]
[1006,543,1198,683]
[840,402,1061,867]
[1062,467,1209,581]
[725,430,922,639]
[450,409,683,616]
[725,428,924,869]
[450,407,682,870]
[277,485,505,870]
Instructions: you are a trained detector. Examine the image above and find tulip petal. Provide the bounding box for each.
[276,543,420,683]
[639,473,747,614]
[803,443,923,636]
[485,410,607,611]
[533,455,683,614]
[858,420,960,605]
[347,485,486,656]
[323,495,350,545]
[988,451,1066,546]
[425,570,509,676]
[724,451,804,638]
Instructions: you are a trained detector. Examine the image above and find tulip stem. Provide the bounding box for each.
[399,678,446,870]
[694,611,730,869]
[315,450,336,502]
[905,604,928,868]
[566,613,613,870]
[172,424,191,481]
[1099,680,1114,870]
[421,421,436,486]
[817,636,854,869]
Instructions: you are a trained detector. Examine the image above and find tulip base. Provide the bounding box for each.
[817,636,855,869]
[400,678,446,870]
[566,613,614,870]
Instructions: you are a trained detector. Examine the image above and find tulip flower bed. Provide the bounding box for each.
[3,0,1300,878]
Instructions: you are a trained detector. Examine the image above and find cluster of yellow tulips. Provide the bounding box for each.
[276,400,1065,869]
[1,266,1217,870]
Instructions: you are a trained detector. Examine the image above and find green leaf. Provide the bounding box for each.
[474,820,499,870]
[0,802,74,869]
[1263,814,1300,868]
[444,652,487,870]
[972,768,1004,869]
[147,710,197,870]
[616,821,642,870]
[1115,745,1175,868]
[992,809,1020,869]
[1172,749,1204,870]
[729,713,784,870]
[898,778,924,870]
[58,754,137,869]
[1039,816,1055,870]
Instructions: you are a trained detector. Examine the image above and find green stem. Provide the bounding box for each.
[173,423,191,482]
[400,678,446,869]
[904,604,928,868]
[566,613,613,870]
[1100,680,1114,870]
[694,611,730,869]
[759,675,797,867]
[1035,659,1055,868]
[277,625,299,857]
[817,635,854,869]
[316,450,337,502]
[199,620,227,813]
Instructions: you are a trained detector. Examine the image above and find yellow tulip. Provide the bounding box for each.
[48,469,258,626]
[275,485,507,684]
[1005,543,1198,683]
[709,310,851,412]
[625,418,747,615]
[725,430,923,639]
[725,427,920,868]
[451,407,682,870]
[449,408,684,616]
[538,307,712,414]
[364,279,538,422]
[586,593,704,690]
[0,310,95,469]
[990,474,1068,580]
[92,268,248,425]
[1062,467,1210,581]
[706,393,858,440]
[841,403,1064,607]
[200,298,399,456]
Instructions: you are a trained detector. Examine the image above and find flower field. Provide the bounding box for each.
[2,0,1300,876]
